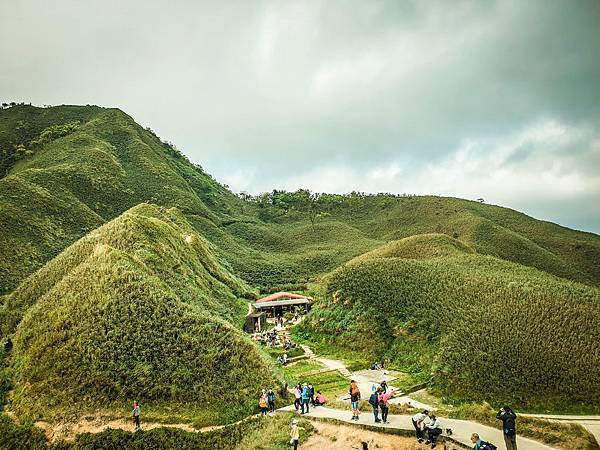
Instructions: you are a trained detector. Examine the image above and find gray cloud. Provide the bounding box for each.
[1,0,599,232]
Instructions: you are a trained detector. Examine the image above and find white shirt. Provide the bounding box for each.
[412,412,427,423]
[429,418,441,429]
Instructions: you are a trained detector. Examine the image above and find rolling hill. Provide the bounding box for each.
[1,104,599,417]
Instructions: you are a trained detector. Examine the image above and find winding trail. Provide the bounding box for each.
[293,343,600,449]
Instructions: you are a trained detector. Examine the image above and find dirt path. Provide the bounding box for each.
[302,420,431,450]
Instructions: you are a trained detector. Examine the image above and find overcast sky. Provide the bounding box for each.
[1,1,599,233]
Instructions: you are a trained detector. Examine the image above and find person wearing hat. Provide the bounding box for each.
[301,383,311,414]
[290,419,300,450]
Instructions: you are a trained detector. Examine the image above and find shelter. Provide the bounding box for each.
[244,311,266,333]
[252,291,312,318]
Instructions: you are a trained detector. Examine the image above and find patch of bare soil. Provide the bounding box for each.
[302,421,443,450]
[35,414,196,443]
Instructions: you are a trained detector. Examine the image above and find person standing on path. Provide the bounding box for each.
[368,387,381,423]
[496,406,517,450]
[378,388,398,424]
[267,389,276,413]
[308,383,315,406]
[412,410,429,442]
[132,401,141,430]
[259,391,268,416]
[294,384,302,411]
[301,383,310,414]
[349,380,361,420]
[290,419,300,450]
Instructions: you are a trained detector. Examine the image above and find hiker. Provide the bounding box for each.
[308,384,315,406]
[267,389,276,413]
[426,414,443,448]
[301,383,310,414]
[496,406,517,450]
[132,401,141,430]
[290,419,300,450]
[368,387,382,423]
[315,391,326,406]
[412,410,429,442]
[294,384,302,410]
[259,392,268,416]
[349,380,361,420]
[471,432,498,450]
[378,388,398,424]
[380,379,388,393]
[3,338,12,353]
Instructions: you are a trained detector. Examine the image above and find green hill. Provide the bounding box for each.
[3,204,277,422]
[298,234,600,410]
[1,104,599,417]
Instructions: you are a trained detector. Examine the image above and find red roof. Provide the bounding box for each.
[256,291,313,303]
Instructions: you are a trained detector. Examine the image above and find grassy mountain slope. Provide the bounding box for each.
[4,204,276,422]
[298,233,600,410]
[0,104,244,294]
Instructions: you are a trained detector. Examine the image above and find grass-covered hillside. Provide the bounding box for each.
[2,204,277,423]
[298,233,600,410]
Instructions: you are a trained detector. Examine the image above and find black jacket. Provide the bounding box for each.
[496,410,517,436]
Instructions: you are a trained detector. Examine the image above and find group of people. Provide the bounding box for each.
[258,389,277,415]
[293,383,327,414]
[411,410,443,448]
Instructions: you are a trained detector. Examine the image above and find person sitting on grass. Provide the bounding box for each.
[315,391,326,406]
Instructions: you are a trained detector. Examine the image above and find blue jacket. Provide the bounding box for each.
[301,386,310,400]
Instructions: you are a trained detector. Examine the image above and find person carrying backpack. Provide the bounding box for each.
[301,383,310,414]
[132,401,141,430]
[496,406,517,450]
[290,419,300,450]
[471,433,498,450]
[259,392,268,416]
[267,389,276,413]
[378,388,398,424]
[368,387,381,423]
[349,380,361,420]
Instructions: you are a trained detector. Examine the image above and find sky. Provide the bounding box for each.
[1,1,599,233]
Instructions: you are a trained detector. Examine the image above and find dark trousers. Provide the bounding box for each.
[381,405,389,423]
[428,427,442,444]
[504,434,517,450]
[134,415,140,429]
[413,420,423,439]
[301,399,309,413]
[293,439,298,450]
[294,398,300,410]
[268,400,275,412]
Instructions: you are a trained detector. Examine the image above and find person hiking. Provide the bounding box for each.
[315,391,326,406]
[471,433,498,450]
[378,388,398,424]
[496,406,517,450]
[368,387,381,423]
[412,410,429,442]
[380,379,388,393]
[426,414,443,448]
[267,389,276,413]
[308,383,315,406]
[349,380,361,420]
[294,384,302,411]
[290,419,301,450]
[132,401,141,430]
[259,391,268,416]
[301,383,310,414]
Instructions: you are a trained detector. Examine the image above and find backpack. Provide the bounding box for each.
[368,393,378,406]
[480,442,497,450]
